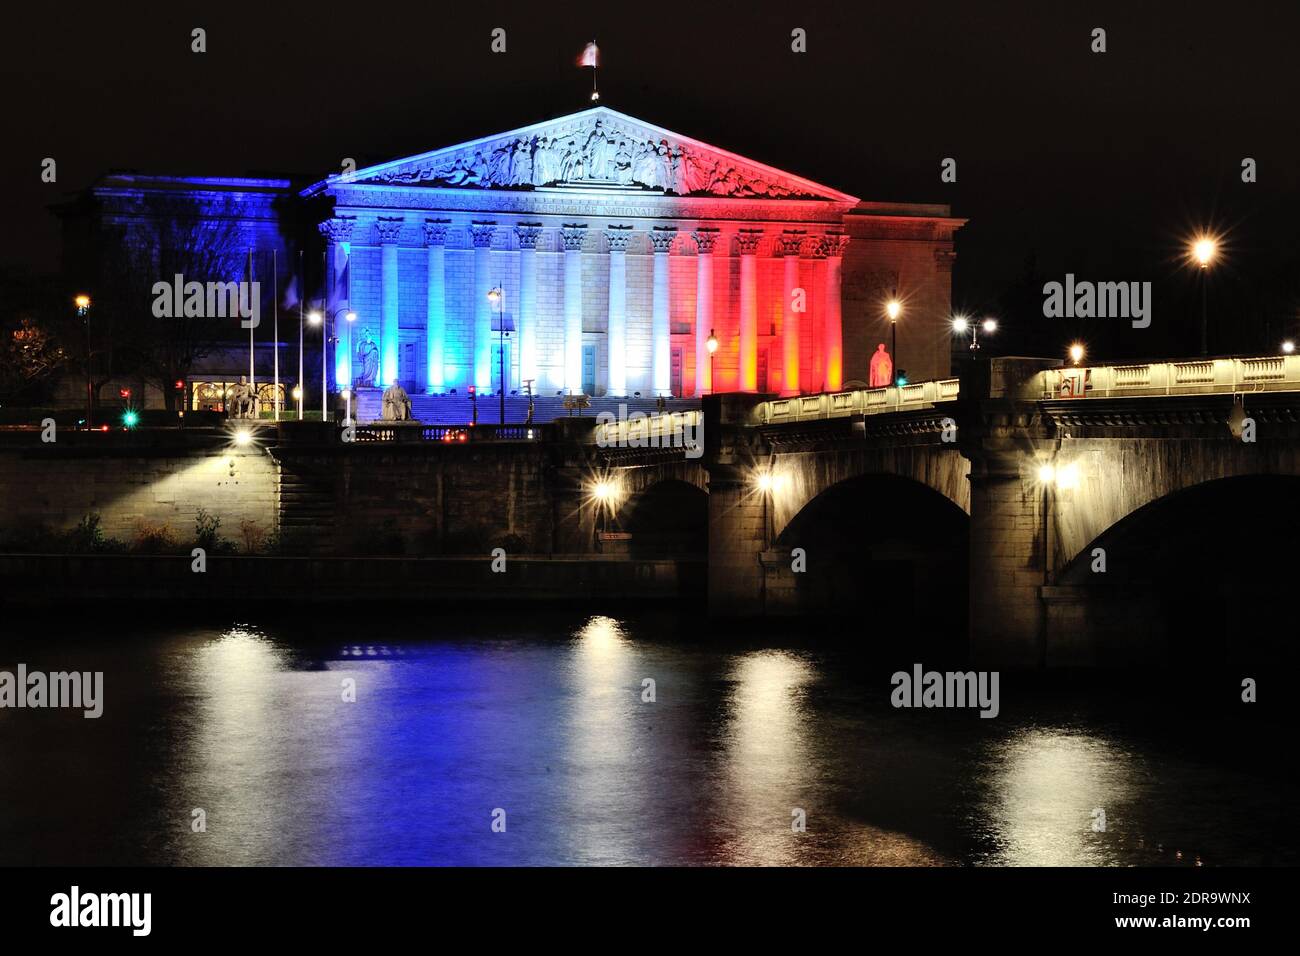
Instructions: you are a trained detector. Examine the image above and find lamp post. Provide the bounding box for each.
[952,315,997,351]
[75,295,92,428]
[706,329,718,394]
[308,311,324,419]
[488,286,506,425]
[1191,236,1217,356]
[886,298,901,384]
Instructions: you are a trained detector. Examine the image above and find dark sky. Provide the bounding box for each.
[4,0,1297,357]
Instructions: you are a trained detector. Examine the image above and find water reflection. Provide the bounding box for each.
[0,612,1291,866]
[977,728,1142,866]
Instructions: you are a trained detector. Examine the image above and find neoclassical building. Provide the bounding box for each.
[62,106,965,406]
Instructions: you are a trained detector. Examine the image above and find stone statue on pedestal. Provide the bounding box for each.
[381,383,413,421]
[227,376,257,419]
[356,331,379,387]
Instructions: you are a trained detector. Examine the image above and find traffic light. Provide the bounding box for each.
[896,370,909,386]
[121,410,139,429]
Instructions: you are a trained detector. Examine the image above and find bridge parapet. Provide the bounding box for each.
[757,378,960,425]
[1038,354,1300,399]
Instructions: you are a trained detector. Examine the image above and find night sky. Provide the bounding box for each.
[4,0,1297,360]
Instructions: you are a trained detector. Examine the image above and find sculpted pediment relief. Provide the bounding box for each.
[345,107,856,203]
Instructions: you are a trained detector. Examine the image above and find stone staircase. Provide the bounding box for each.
[277,462,336,552]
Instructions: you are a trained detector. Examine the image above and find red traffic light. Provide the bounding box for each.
[468,385,476,396]
[119,388,131,399]
[174,380,184,390]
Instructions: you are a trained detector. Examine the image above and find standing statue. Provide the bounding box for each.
[869,344,894,388]
[381,383,413,421]
[356,331,380,387]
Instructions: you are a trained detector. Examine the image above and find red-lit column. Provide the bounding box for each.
[778,231,804,395]
[804,237,825,392]
[823,234,848,393]
[692,228,720,395]
[737,229,762,392]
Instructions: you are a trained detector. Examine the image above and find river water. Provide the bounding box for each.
[0,609,1291,866]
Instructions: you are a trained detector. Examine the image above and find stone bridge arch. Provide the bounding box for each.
[1049,436,1300,576]
[768,443,969,540]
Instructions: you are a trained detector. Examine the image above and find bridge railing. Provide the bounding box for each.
[591,409,702,448]
[1044,355,1300,398]
[351,423,547,443]
[758,379,960,424]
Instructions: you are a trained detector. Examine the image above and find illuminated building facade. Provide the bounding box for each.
[62,106,965,403]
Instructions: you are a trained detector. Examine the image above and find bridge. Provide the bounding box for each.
[6,353,1297,667]
[580,354,1300,667]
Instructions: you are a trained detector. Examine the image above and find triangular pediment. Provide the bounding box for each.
[339,107,858,202]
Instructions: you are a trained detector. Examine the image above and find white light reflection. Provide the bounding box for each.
[978,727,1141,865]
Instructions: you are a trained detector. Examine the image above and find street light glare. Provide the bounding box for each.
[307,311,323,326]
[1069,343,1085,365]
[345,311,357,323]
[706,330,719,354]
[982,318,998,333]
[886,300,901,321]
[1192,237,1217,268]
[233,428,252,447]
[1283,340,1296,355]
[74,294,91,310]
[951,316,969,333]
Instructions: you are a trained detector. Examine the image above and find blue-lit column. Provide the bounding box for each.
[515,223,543,391]
[470,222,497,390]
[650,228,676,397]
[319,217,355,389]
[376,217,404,387]
[562,224,587,394]
[692,228,720,396]
[605,225,633,397]
[423,219,449,393]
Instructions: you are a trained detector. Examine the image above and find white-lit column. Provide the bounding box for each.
[738,229,762,392]
[824,234,848,393]
[778,232,803,396]
[650,227,676,397]
[470,222,496,390]
[515,223,543,391]
[562,224,587,394]
[376,218,403,387]
[692,228,719,395]
[423,220,449,393]
[605,225,633,397]
[318,217,355,389]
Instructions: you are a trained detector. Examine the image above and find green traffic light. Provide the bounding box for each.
[122,410,139,429]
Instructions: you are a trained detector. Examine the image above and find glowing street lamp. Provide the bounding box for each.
[953,314,997,351]
[487,287,506,424]
[1069,342,1086,366]
[74,294,95,428]
[1189,234,1219,356]
[886,298,902,384]
[706,329,719,394]
[1283,340,1296,355]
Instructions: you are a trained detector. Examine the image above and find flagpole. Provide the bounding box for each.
[248,248,256,403]
[298,250,304,421]
[273,248,280,421]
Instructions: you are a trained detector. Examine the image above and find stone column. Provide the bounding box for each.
[822,234,848,393]
[802,236,826,393]
[318,217,355,389]
[692,228,720,396]
[777,231,804,396]
[737,229,762,392]
[469,222,497,390]
[423,220,449,393]
[376,218,404,387]
[650,228,676,397]
[562,224,587,394]
[605,225,633,397]
[515,223,544,392]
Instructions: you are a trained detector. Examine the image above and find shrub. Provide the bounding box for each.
[238,518,266,555]
[133,520,178,554]
[194,508,222,552]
